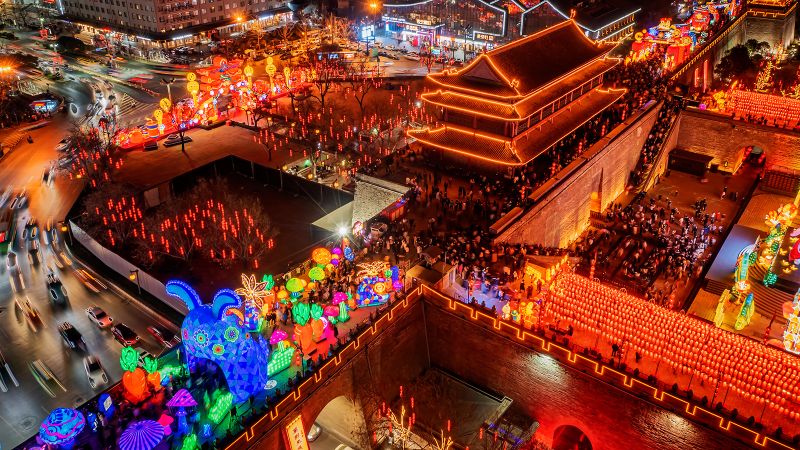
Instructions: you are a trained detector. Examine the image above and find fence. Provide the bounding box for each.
[69,221,188,315]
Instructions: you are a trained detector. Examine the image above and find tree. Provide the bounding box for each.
[714,41,769,85]
[345,59,379,121]
[308,56,344,110]
[62,124,125,189]
[80,183,141,247]
[420,51,436,74]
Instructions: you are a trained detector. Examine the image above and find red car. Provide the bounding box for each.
[111,323,140,346]
[147,326,181,348]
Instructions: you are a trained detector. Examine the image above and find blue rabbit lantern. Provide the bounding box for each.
[166,280,270,403]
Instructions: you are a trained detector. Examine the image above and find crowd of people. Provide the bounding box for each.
[574,193,724,305]
[629,96,684,188]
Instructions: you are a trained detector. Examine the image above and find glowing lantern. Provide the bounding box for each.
[119,420,164,450]
[120,346,148,402]
[39,408,86,448]
[308,266,326,282]
[153,109,164,133]
[332,292,347,304]
[207,391,233,424]
[311,247,332,265]
[159,98,172,112]
[285,278,304,298]
[283,66,292,87]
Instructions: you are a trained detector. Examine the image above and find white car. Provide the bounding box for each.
[83,355,108,388]
[86,306,113,328]
[307,423,321,442]
[55,138,71,152]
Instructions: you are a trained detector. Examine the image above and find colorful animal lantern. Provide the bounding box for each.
[166,280,270,403]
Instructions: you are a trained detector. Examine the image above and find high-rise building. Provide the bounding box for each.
[62,0,293,49]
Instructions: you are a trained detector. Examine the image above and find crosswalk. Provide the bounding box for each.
[113,92,154,126]
[75,57,98,67]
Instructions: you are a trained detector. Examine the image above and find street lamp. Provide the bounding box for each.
[160,77,176,103]
[178,121,188,153]
[129,269,142,295]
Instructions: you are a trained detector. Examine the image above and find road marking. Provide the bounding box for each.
[0,413,23,438]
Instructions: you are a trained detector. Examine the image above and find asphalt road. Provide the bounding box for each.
[0,75,175,448]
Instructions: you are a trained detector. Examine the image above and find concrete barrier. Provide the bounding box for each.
[69,221,188,315]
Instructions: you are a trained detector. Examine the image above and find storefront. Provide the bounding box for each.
[383,17,443,48]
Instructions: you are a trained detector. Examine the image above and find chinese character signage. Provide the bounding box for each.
[285,415,309,450]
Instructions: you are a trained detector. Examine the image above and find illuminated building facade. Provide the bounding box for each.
[61,0,292,48]
[382,0,638,52]
[407,20,626,166]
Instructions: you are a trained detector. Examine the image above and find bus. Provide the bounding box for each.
[0,207,17,254]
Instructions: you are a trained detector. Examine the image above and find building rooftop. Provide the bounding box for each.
[428,20,613,98]
[422,57,618,121]
[408,88,625,165]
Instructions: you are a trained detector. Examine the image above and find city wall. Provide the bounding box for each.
[496,102,662,248]
[674,109,800,173]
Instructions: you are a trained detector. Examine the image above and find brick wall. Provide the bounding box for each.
[744,13,795,47]
[496,103,661,247]
[675,109,800,172]
[422,303,753,450]
[246,292,756,450]
[245,301,429,449]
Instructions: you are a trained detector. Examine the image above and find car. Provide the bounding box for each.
[14,189,26,209]
[55,137,71,152]
[143,140,159,151]
[112,323,140,346]
[58,155,75,168]
[147,326,181,348]
[19,297,40,323]
[47,276,68,305]
[307,422,322,442]
[87,306,113,328]
[83,355,108,388]
[7,251,17,271]
[58,322,85,350]
[26,240,39,266]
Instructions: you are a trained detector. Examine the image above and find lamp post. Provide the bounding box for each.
[60,223,72,246]
[129,269,142,295]
[160,77,176,103]
[178,121,188,153]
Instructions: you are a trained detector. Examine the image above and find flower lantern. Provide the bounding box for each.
[39,408,85,449]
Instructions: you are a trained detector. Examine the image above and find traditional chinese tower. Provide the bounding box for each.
[408,20,626,167]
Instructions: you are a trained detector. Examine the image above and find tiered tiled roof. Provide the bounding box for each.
[410,88,626,165]
[421,57,619,121]
[427,20,614,98]
[410,20,624,166]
